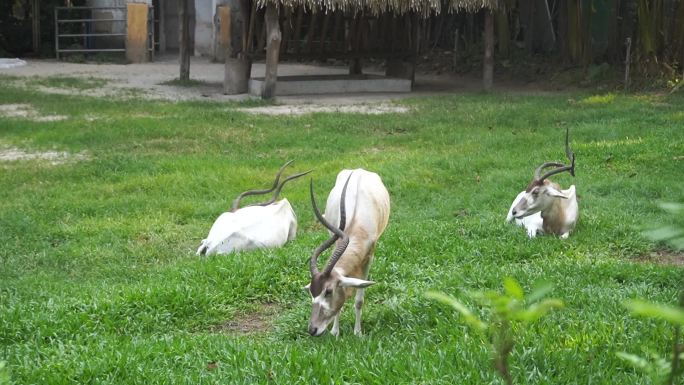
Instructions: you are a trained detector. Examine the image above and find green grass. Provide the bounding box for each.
[0,80,683,384]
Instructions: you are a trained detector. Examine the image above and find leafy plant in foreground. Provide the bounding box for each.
[618,202,684,385]
[426,278,564,385]
[0,361,9,385]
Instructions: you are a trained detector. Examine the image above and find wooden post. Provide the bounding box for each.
[159,0,166,54]
[483,10,494,91]
[293,7,305,55]
[262,4,281,99]
[223,5,249,94]
[179,0,191,81]
[305,9,318,53]
[452,28,459,70]
[216,5,231,61]
[32,0,40,54]
[126,3,150,63]
[318,10,331,57]
[624,37,632,90]
[240,0,253,81]
[349,12,362,75]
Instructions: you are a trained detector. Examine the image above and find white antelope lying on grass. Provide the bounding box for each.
[507,129,578,239]
[196,161,311,256]
[306,169,390,337]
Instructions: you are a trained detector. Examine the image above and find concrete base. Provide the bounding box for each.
[248,74,412,97]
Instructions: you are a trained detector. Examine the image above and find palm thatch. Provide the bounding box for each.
[256,0,500,17]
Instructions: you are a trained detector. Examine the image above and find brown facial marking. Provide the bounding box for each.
[309,273,327,297]
[525,179,544,193]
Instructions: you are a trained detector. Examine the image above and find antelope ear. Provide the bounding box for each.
[338,276,376,288]
[545,186,569,199]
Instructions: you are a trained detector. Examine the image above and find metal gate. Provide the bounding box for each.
[54,6,155,60]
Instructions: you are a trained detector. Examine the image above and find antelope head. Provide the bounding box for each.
[231,160,311,212]
[306,173,375,337]
[511,129,576,219]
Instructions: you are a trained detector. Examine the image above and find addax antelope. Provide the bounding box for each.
[507,129,578,239]
[196,161,311,256]
[306,169,390,337]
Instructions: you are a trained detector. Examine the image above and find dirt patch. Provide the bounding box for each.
[213,303,282,335]
[0,104,67,122]
[0,147,89,165]
[635,249,684,266]
[238,103,410,115]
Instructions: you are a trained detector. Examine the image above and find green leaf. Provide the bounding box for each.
[0,361,9,385]
[623,299,684,325]
[616,352,651,371]
[658,202,684,214]
[642,226,684,242]
[503,277,524,300]
[425,291,488,332]
[515,299,564,322]
[526,281,554,305]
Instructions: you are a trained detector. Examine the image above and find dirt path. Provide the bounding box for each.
[0,55,553,108]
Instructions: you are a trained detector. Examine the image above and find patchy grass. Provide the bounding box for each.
[0,79,683,384]
[27,75,109,90]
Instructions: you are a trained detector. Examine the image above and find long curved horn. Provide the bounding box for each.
[231,160,293,211]
[535,128,576,182]
[309,173,352,277]
[252,169,313,207]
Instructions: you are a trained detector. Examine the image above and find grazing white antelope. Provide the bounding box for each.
[196,161,311,256]
[306,169,390,337]
[508,129,578,239]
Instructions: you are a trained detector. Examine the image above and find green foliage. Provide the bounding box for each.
[0,361,9,385]
[642,203,684,251]
[427,278,563,384]
[624,300,684,326]
[616,352,678,384]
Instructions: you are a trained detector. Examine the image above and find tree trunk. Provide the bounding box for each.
[483,10,494,91]
[179,0,191,81]
[262,4,281,99]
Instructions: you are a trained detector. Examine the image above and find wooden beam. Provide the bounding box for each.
[245,1,257,55]
[280,7,292,53]
[293,7,305,55]
[179,0,191,80]
[159,0,166,54]
[262,3,281,99]
[256,10,267,53]
[331,10,344,53]
[305,9,318,54]
[318,10,331,57]
[32,0,40,53]
[483,10,494,91]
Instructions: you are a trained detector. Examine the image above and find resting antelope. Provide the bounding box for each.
[196,161,311,256]
[508,129,578,239]
[306,169,390,337]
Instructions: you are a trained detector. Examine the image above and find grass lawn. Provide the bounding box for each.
[0,78,683,384]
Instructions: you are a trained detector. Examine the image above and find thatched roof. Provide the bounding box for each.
[258,0,501,16]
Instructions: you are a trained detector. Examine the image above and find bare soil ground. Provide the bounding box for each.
[635,249,684,266]
[0,56,480,105]
[0,103,67,122]
[212,303,282,335]
[0,55,548,111]
[0,147,88,165]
